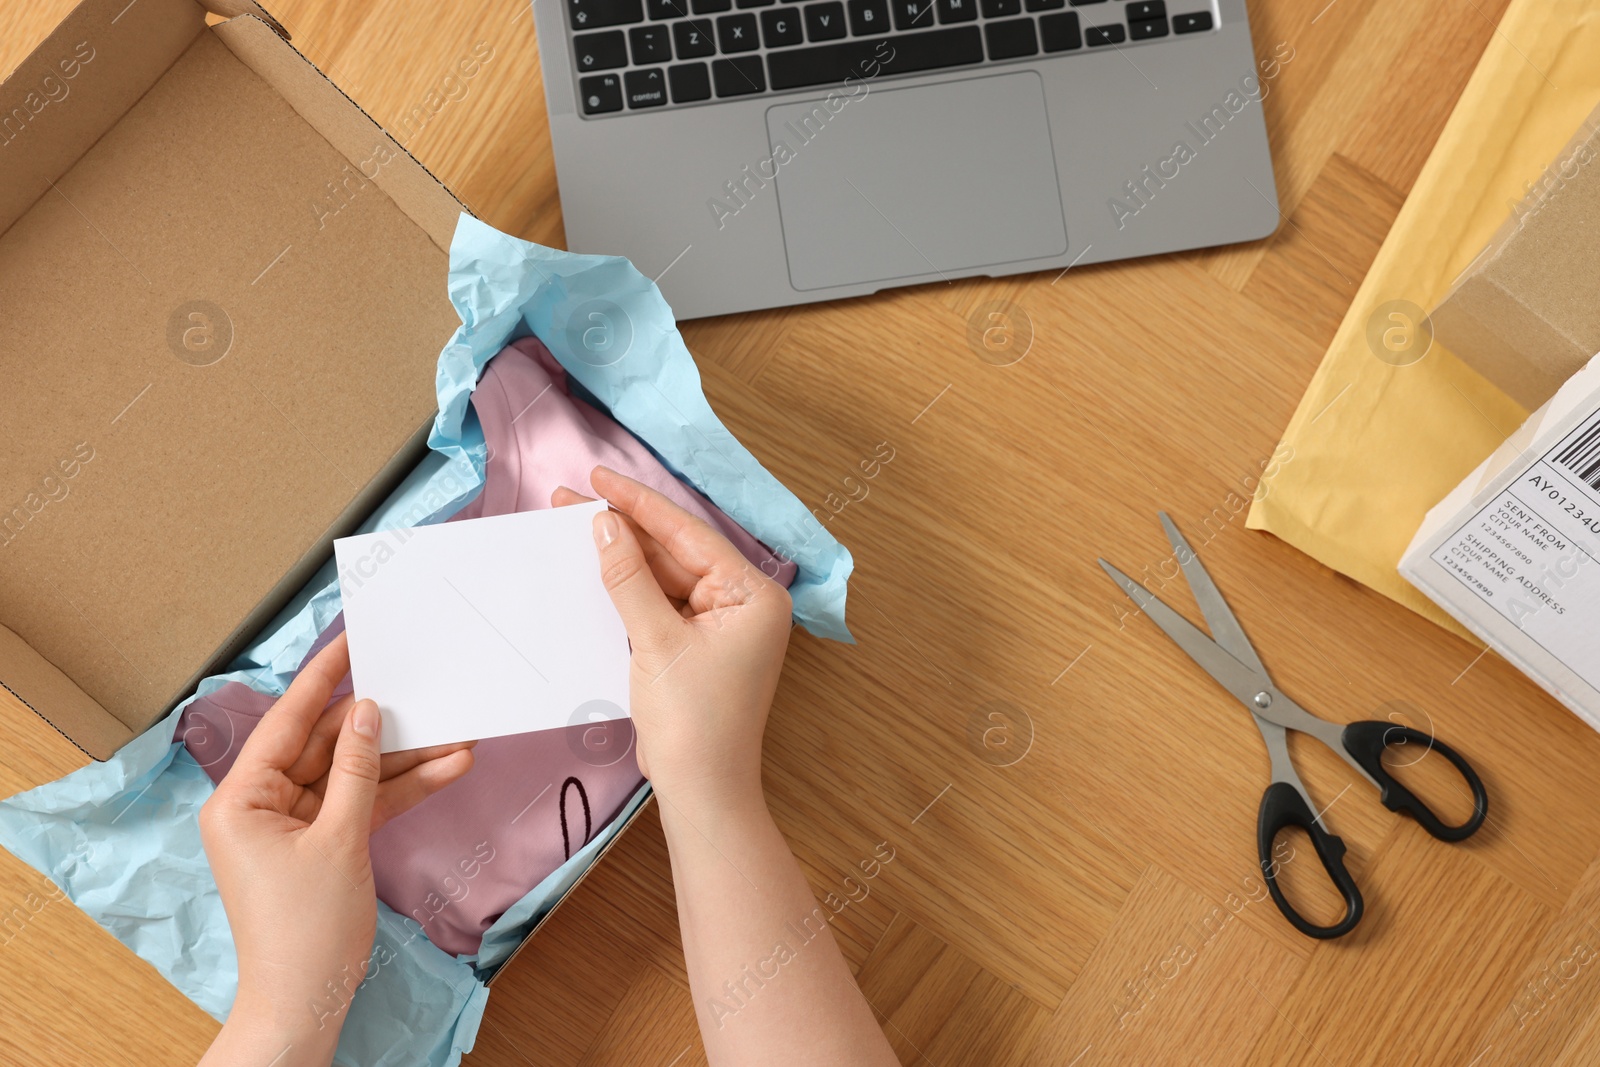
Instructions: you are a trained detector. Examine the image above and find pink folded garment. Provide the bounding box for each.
[181,337,795,956]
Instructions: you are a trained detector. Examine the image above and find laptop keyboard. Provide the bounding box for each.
[569,0,1217,115]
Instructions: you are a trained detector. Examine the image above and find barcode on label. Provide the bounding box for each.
[1556,414,1600,491]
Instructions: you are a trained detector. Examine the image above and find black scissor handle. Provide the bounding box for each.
[1341,721,1488,842]
[1258,781,1364,939]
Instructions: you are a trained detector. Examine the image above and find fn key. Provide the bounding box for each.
[579,72,624,114]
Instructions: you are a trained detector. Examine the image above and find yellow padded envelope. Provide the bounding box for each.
[1248,0,1600,637]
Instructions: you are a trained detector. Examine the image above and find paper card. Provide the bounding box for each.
[334,500,630,753]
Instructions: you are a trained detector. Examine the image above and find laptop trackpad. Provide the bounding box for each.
[766,71,1068,292]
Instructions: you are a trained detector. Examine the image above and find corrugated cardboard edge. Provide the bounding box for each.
[0,625,130,759]
[482,789,655,985]
[199,1,287,38]
[212,14,469,254]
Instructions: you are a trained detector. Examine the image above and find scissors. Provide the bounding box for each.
[1100,513,1489,939]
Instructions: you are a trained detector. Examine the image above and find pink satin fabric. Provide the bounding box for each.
[180,337,795,955]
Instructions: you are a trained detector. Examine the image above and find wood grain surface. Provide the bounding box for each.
[8,0,1598,1064]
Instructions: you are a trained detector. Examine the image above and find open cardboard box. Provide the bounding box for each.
[1,0,641,984]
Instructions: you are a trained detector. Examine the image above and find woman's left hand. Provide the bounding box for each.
[199,633,475,1066]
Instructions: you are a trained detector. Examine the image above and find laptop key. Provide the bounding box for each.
[984,17,1037,59]
[762,7,804,44]
[980,0,1020,17]
[738,0,776,7]
[630,25,674,62]
[1039,10,1080,49]
[691,0,731,12]
[1125,0,1163,18]
[805,2,848,40]
[569,0,644,27]
[574,31,629,72]
[646,0,689,16]
[848,0,892,34]
[712,55,767,94]
[936,0,976,21]
[1129,17,1167,39]
[1173,10,1212,32]
[892,0,935,29]
[1024,0,1063,9]
[578,72,624,114]
[1068,0,1105,4]
[1085,22,1124,44]
[717,13,760,50]
[673,19,717,56]
[625,68,669,107]
[668,62,712,101]
[767,26,983,89]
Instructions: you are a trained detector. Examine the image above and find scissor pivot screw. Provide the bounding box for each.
[1253,692,1272,709]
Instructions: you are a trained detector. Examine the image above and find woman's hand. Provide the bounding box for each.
[553,466,792,814]
[199,633,474,1066]
[560,468,898,1066]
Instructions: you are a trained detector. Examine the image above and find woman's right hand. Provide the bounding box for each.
[552,466,792,813]
[561,469,898,1067]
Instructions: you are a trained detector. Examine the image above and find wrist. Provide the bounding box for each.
[209,984,345,1066]
[650,765,765,823]
[652,767,771,831]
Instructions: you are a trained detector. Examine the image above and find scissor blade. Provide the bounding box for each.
[1099,559,1273,708]
[1158,512,1269,676]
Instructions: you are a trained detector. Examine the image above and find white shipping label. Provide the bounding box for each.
[1431,410,1600,690]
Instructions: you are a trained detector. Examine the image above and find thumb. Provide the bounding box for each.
[317,699,383,846]
[594,509,680,654]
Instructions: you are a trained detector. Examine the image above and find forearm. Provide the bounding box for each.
[199,989,343,1067]
[659,784,898,1067]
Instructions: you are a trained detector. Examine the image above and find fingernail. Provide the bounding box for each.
[594,512,618,547]
[352,700,380,738]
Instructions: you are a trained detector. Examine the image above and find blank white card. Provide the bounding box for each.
[334,500,631,753]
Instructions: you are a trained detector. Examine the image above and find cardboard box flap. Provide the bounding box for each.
[0,0,467,758]
[0,0,207,237]
[199,2,288,38]
[0,624,132,760]
[214,16,464,254]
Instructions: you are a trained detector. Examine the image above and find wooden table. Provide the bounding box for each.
[13,0,1600,1063]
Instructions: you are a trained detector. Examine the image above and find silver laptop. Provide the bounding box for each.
[531,0,1278,319]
